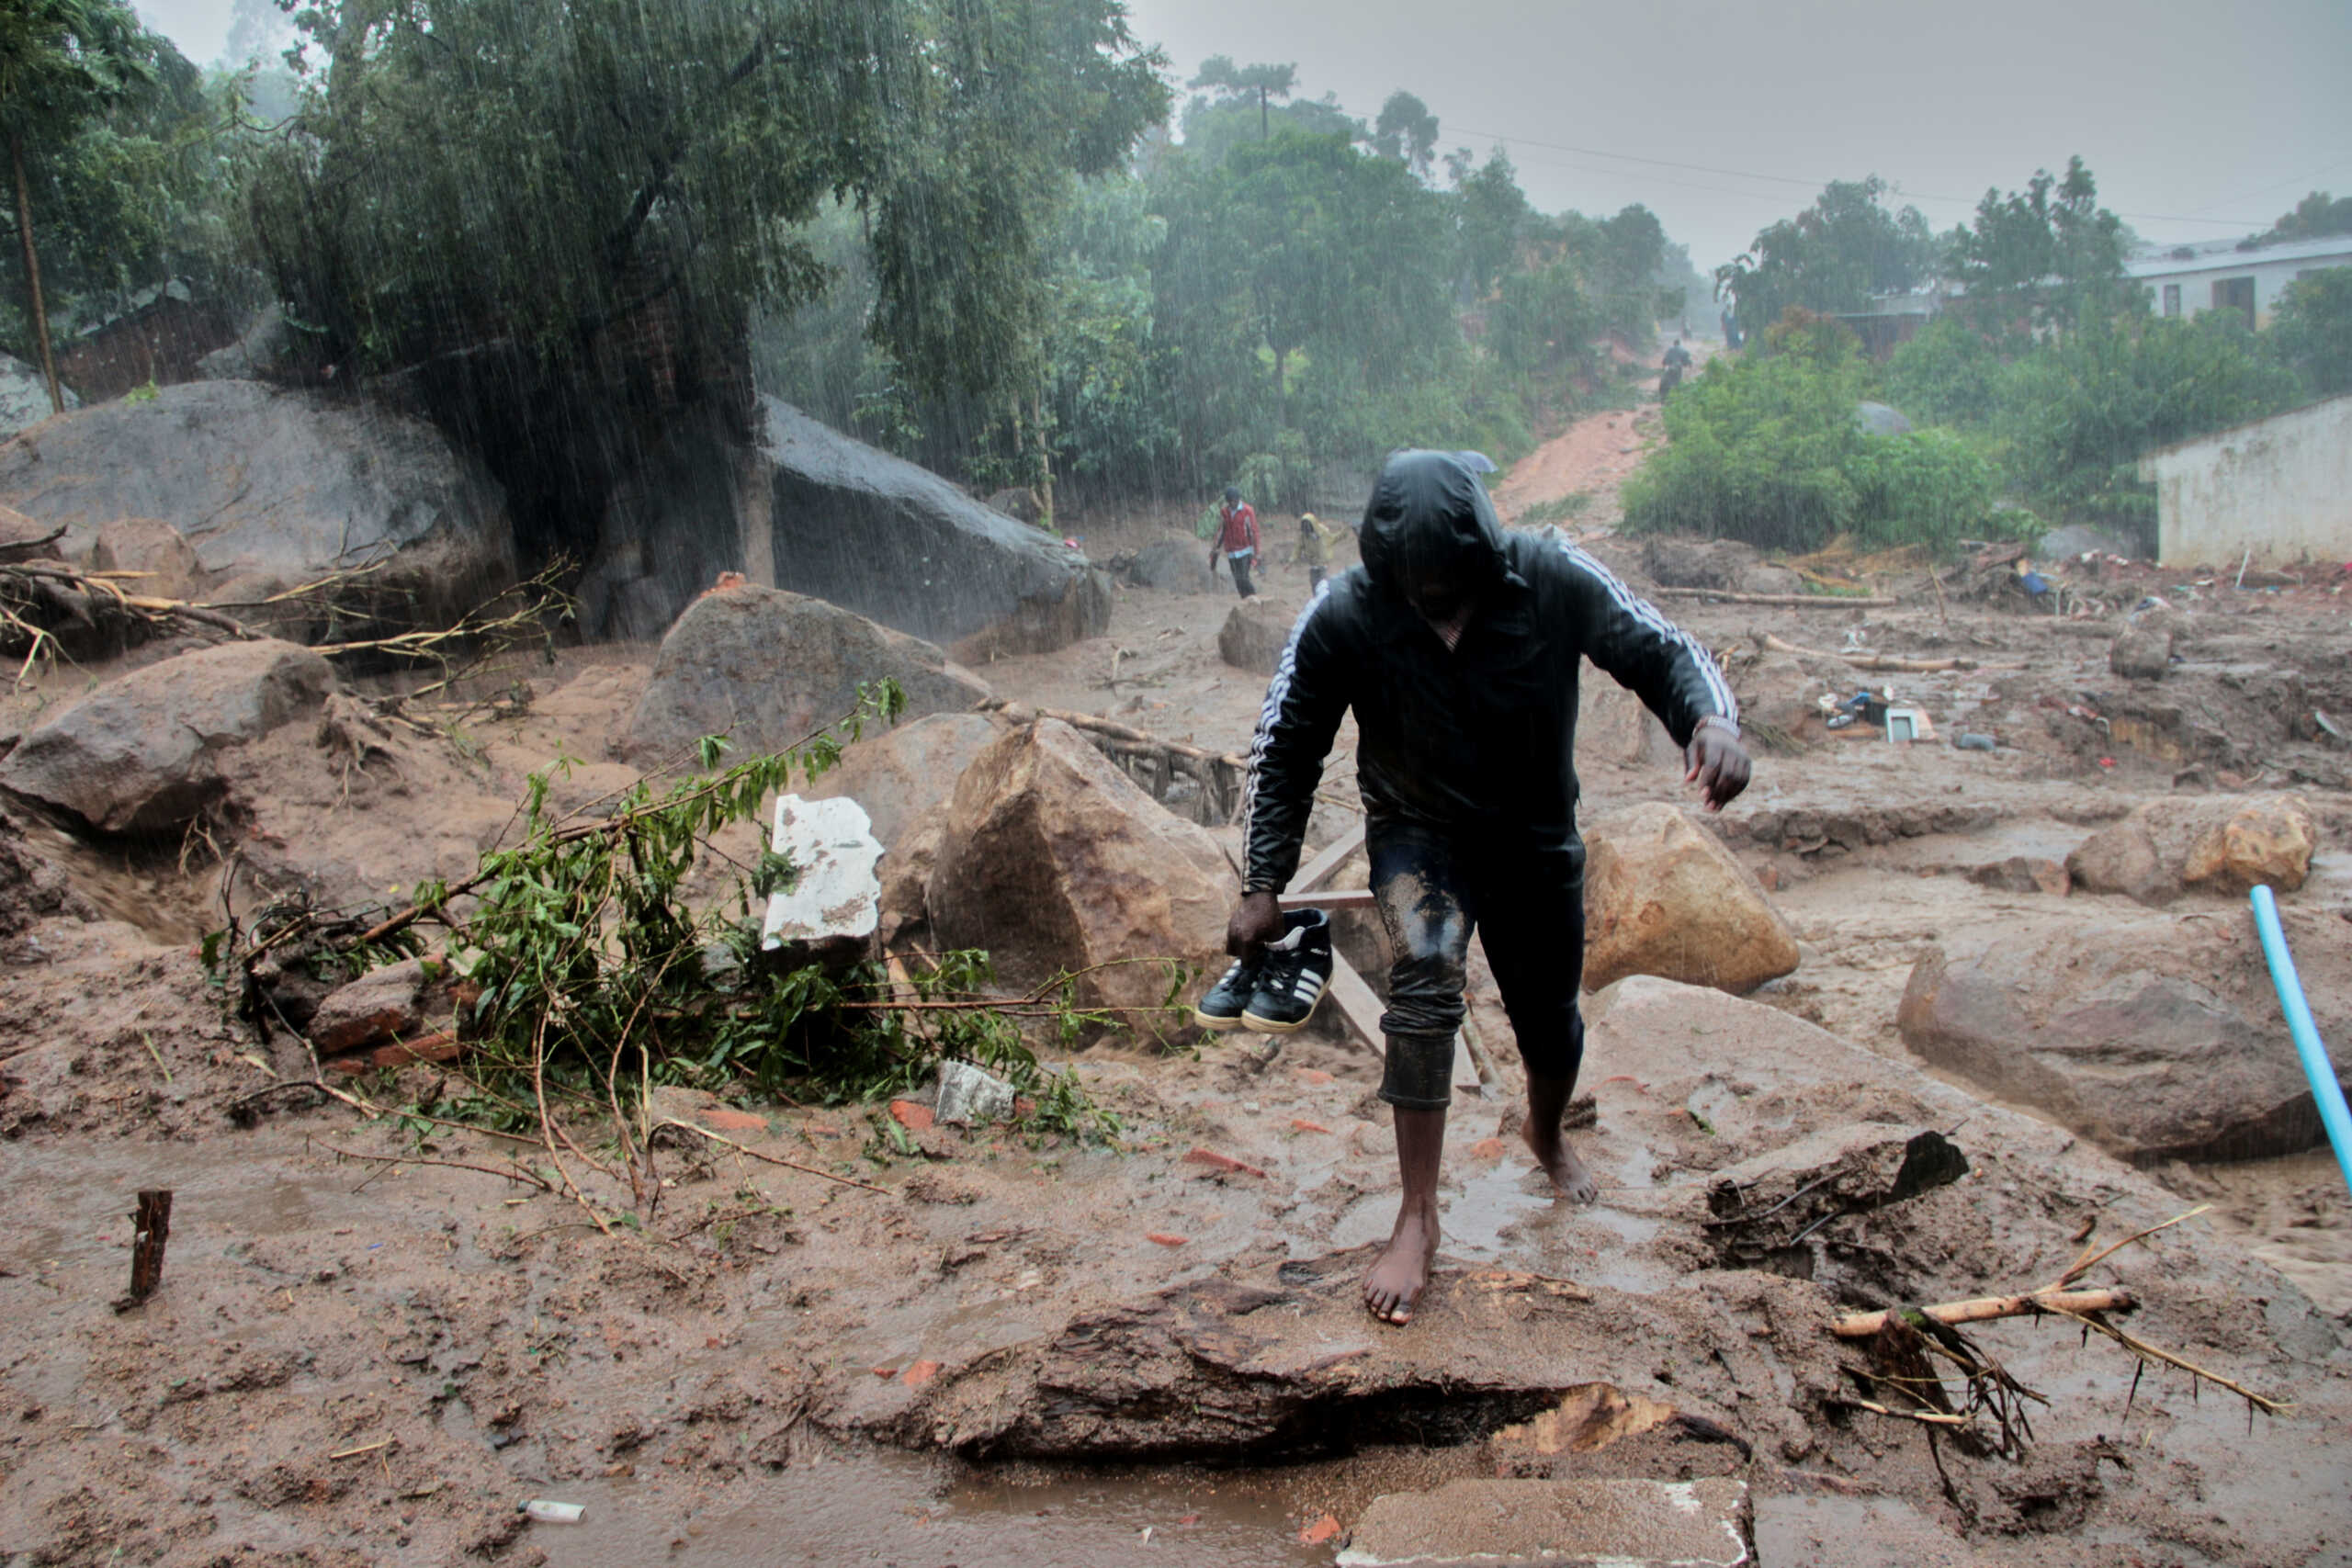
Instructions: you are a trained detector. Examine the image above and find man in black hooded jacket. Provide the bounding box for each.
[1227,449,1750,1324]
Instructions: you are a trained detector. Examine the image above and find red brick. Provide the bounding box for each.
[1290,1119,1333,1134]
[870,1366,897,1379]
[696,1107,768,1134]
[1467,1136,1509,1161]
[1299,1514,1341,1545]
[900,1359,943,1390]
[1294,1068,1336,1086]
[1182,1146,1268,1179]
[1145,1233,1190,1247]
[889,1100,935,1132]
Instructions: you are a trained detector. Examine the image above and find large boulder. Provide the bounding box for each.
[1640,536,1754,592]
[1125,537,1206,592]
[621,584,989,765]
[2066,795,2316,904]
[801,712,1002,850]
[0,380,514,629]
[925,719,1236,1032]
[0,501,63,561]
[1216,596,1295,676]
[1896,911,2352,1163]
[1577,680,1685,770]
[758,399,1109,658]
[1581,803,1799,994]
[0,638,333,832]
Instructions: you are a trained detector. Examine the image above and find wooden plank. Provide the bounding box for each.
[1323,949,1386,1057]
[1288,822,1366,897]
[1278,888,1375,911]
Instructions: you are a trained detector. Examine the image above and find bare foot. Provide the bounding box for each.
[1525,1116,1600,1205]
[1363,1202,1440,1325]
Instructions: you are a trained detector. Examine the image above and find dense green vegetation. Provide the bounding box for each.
[1670,161,2352,557]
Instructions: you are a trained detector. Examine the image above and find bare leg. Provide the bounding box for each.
[1364,1105,1445,1325]
[1524,1072,1598,1205]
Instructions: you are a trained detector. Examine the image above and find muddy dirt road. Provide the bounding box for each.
[4,410,2350,1565]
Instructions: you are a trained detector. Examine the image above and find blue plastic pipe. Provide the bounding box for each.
[2250,885,2352,1198]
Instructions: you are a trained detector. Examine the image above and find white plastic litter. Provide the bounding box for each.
[935,1059,1017,1126]
[522,1500,585,1524]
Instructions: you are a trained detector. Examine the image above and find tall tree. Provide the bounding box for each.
[0,0,159,411]
[1715,176,1935,344]
[1372,91,1438,182]
[1944,155,2126,335]
[1189,55,1295,142]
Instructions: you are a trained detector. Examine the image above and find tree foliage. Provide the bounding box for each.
[1944,155,2127,335]
[2268,265,2352,399]
[1715,176,1935,341]
[2259,190,2352,243]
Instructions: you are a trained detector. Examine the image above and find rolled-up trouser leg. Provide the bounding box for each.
[1371,824,1474,1111]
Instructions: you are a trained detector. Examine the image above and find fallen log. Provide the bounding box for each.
[1759,632,1989,673]
[1834,1287,2133,1339]
[1652,587,1899,608]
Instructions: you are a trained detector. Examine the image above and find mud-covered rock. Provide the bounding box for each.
[1216,596,1295,676]
[0,381,515,630]
[1125,538,1205,592]
[0,352,74,441]
[1577,681,1685,770]
[2110,626,2173,680]
[0,501,64,560]
[1965,856,2070,896]
[621,584,990,765]
[0,638,333,832]
[1582,804,1799,994]
[802,712,1001,849]
[88,517,204,603]
[1340,1477,1752,1568]
[1641,536,1754,592]
[1702,1124,1969,1269]
[307,958,429,1057]
[0,807,94,940]
[1895,910,2352,1161]
[759,399,1110,658]
[2066,795,2316,904]
[925,719,1234,1032]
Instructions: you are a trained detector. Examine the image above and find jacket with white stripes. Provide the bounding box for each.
[1239,452,1736,896]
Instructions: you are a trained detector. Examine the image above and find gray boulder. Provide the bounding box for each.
[1896,910,2352,1162]
[621,584,990,765]
[0,352,74,441]
[1216,596,1295,675]
[758,399,1109,658]
[0,380,515,630]
[1125,537,1207,592]
[0,638,333,832]
[2109,625,2172,680]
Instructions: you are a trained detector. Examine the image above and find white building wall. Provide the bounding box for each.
[2139,395,2352,569]
[2129,240,2352,327]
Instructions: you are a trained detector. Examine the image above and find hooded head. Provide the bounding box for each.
[1358,449,1514,623]
[1223,485,1242,505]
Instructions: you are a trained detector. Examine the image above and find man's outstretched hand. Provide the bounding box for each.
[1227,889,1283,957]
[1685,726,1752,811]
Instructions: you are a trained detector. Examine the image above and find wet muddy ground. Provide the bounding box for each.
[4,399,2351,1565]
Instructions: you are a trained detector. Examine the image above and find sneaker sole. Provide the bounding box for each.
[1239,1003,1319,1033]
[1193,1008,1254,1033]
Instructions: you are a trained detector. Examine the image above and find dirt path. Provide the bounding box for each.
[1491,339,1716,528]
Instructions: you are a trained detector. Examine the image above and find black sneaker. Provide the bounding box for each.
[1242,908,1333,1032]
[1193,953,1266,1033]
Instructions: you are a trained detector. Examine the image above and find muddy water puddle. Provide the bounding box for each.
[537,1443,1490,1568]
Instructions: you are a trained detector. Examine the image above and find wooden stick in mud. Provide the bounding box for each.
[114,1189,173,1312]
[1833,1287,2133,1340]
[1652,587,1900,608]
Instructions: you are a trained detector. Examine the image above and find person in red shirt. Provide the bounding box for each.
[1213,486,1261,600]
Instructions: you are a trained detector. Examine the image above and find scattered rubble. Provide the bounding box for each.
[2066,794,2317,903]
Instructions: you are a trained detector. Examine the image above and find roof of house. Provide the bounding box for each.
[2124,234,2352,281]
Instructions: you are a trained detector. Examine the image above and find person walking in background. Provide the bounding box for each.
[1214,486,1261,599]
[1658,337,1692,400]
[1293,512,1341,590]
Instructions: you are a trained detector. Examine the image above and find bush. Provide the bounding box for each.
[1847,429,2000,550]
[2270,265,2352,399]
[1884,317,2003,428]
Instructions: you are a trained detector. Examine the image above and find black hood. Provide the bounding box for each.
[1357,449,1522,596]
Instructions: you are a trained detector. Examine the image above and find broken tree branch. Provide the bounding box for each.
[1833,1288,2134,1340]
[1653,587,1898,608]
[1759,632,2000,673]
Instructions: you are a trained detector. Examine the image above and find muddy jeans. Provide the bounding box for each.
[1227,549,1256,598]
[1368,819,1588,1111]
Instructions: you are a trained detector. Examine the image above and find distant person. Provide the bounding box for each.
[1658,338,1692,400]
[1293,512,1342,590]
[1214,486,1261,599]
[1719,309,1742,351]
[1219,449,1749,1325]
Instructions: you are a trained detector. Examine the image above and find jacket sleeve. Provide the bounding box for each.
[1552,541,1737,746]
[1240,585,1349,894]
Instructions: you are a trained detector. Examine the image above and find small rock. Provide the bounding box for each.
[1291,1119,1333,1135]
[1295,1068,1336,1087]
[1466,1136,1509,1161]
[1965,856,2069,896]
[935,1060,1016,1127]
[889,1100,935,1132]
[899,1360,943,1389]
[305,958,428,1056]
[695,1108,769,1134]
[1298,1514,1341,1547]
[1145,1233,1190,1247]
[2110,626,2173,680]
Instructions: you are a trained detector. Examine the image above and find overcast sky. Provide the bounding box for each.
[140,0,2352,270]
